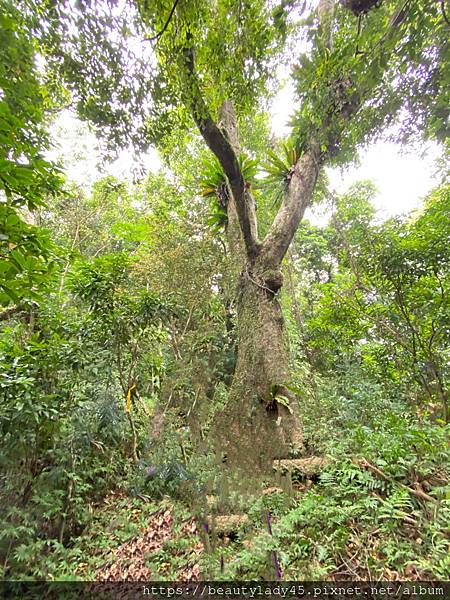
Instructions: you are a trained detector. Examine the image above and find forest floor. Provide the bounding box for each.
[74,461,323,581]
[73,494,202,581]
[71,477,372,581]
[69,448,448,583]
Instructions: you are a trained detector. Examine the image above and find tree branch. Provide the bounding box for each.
[259,142,322,268]
[145,0,180,44]
[259,0,411,270]
[182,46,259,258]
[357,457,439,504]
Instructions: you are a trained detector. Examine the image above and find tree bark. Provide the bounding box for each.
[172,0,415,473]
[182,45,323,471]
[214,267,304,472]
[218,100,247,293]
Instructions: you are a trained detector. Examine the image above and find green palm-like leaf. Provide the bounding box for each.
[262,139,299,184]
[207,197,228,233]
[240,154,259,182]
[198,155,226,196]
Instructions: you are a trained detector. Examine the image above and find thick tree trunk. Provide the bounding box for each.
[214,266,303,472]
[182,1,380,473]
[207,103,302,471]
[185,79,320,470]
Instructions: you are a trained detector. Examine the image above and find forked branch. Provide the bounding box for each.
[183,47,259,257]
[259,0,410,270]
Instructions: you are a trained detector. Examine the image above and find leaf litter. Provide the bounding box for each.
[95,505,202,581]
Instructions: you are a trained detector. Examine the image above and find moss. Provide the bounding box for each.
[211,278,303,473]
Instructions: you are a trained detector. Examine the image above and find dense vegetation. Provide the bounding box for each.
[0,0,448,583]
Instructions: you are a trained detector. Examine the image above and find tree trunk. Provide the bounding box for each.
[218,101,246,323]
[214,266,303,472]
[185,84,320,470]
[206,103,304,472]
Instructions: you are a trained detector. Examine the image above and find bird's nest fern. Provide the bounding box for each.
[199,153,259,233]
[261,139,301,206]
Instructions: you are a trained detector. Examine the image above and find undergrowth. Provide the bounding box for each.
[199,378,450,580]
[1,365,448,581]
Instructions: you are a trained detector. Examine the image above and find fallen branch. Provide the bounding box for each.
[273,457,329,476]
[357,457,438,504]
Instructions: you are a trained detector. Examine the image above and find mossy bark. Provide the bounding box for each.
[215,266,303,472]
[210,102,307,473]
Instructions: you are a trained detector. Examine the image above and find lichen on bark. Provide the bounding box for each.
[213,269,303,473]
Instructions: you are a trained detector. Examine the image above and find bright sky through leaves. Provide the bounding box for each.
[270,81,442,221]
[51,102,441,225]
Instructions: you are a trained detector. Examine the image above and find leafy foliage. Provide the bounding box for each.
[299,182,450,422]
[262,139,301,204]
[291,0,449,162]
[199,153,259,232]
[0,3,63,305]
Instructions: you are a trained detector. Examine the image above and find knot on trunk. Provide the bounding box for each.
[263,270,283,294]
[242,267,283,296]
[341,0,382,16]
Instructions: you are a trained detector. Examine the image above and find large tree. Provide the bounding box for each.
[25,0,448,470]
